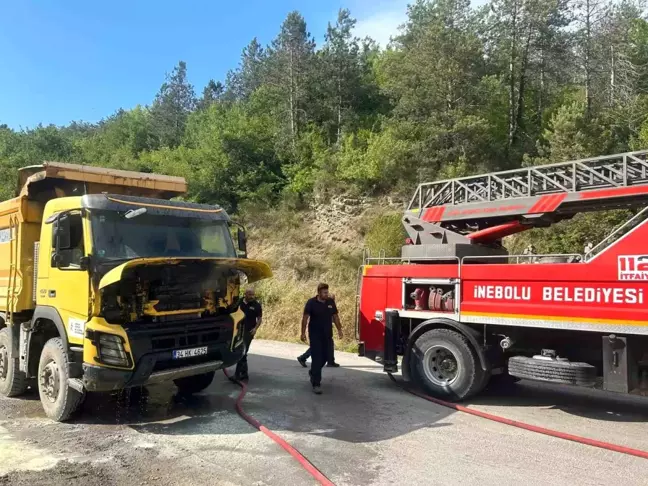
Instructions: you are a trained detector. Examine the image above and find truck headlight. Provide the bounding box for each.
[96,333,131,368]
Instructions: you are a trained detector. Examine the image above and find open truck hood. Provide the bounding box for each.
[98,257,272,290]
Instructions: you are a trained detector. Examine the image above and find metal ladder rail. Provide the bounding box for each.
[409,150,648,211]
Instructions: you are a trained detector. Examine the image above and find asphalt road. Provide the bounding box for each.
[1,340,648,486]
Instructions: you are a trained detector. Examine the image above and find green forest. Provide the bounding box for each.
[3,0,648,253]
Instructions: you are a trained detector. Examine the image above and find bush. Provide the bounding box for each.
[363,212,406,257]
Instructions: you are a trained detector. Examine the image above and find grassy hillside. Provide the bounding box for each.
[243,201,405,351]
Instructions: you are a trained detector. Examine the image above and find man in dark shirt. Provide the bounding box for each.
[235,288,263,381]
[297,294,339,368]
[300,283,343,394]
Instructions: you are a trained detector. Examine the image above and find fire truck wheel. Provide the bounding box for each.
[412,328,485,401]
[174,371,216,395]
[38,338,85,422]
[0,328,27,397]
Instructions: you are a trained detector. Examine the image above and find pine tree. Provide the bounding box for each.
[320,9,362,145]
[265,12,316,148]
[198,80,225,110]
[150,61,196,148]
[487,0,571,159]
[573,0,610,118]
[226,38,266,100]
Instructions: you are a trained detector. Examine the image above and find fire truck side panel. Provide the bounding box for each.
[386,276,404,311]
[358,273,388,358]
[460,217,648,334]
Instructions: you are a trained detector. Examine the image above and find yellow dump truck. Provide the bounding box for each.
[0,162,271,421]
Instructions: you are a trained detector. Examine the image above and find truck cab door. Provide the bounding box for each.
[44,211,90,346]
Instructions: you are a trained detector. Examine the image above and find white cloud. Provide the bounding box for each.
[353,0,409,47]
[351,0,488,48]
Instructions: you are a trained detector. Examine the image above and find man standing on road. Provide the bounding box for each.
[301,283,343,394]
[235,288,263,381]
[297,294,340,368]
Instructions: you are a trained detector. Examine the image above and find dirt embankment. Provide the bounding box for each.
[246,195,403,349]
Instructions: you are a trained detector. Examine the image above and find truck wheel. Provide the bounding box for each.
[38,338,85,422]
[412,329,485,401]
[0,327,27,397]
[174,371,215,395]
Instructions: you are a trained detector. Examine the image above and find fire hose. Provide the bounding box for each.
[223,369,335,486]
[388,373,648,461]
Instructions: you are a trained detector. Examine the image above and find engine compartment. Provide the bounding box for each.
[100,261,241,324]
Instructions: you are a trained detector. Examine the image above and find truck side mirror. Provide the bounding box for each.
[79,256,89,271]
[237,228,247,257]
[55,214,71,250]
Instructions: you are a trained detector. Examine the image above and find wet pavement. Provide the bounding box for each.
[1,340,648,485]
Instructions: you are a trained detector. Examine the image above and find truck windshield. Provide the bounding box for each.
[90,210,236,260]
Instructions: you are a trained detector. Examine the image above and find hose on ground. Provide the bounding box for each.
[223,369,335,486]
[388,373,648,460]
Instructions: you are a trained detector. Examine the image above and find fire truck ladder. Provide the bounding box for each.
[404,150,648,253]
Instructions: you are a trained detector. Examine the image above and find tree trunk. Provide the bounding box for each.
[513,31,531,150]
[337,75,342,145]
[538,46,545,131]
[584,0,592,119]
[507,0,519,156]
[289,48,296,147]
[610,45,615,106]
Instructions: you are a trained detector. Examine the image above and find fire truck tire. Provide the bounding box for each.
[0,328,27,397]
[38,338,85,422]
[507,356,596,386]
[412,329,486,401]
[174,371,216,395]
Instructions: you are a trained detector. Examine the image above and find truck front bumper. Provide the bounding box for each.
[82,344,244,392]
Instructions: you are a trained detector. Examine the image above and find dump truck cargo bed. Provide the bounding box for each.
[0,162,188,314]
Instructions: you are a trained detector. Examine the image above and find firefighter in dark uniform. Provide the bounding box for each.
[300,283,343,394]
[297,293,339,368]
[235,288,263,381]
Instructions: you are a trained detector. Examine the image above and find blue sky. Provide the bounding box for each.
[0,0,413,130]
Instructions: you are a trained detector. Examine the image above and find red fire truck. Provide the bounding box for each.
[357,150,648,401]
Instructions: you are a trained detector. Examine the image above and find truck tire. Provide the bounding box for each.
[508,356,596,387]
[174,371,215,395]
[0,328,27,397]
[37,338,85,422]
[411,329,486,401]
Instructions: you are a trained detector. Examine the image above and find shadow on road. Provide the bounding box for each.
[468,380,648,423]
[7,351,648,443]
[75,354,455,444]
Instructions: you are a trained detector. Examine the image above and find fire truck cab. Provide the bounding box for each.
[357,150,648,401]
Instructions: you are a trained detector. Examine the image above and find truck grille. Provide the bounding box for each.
[151,328,222,351]
[125,317,233,358]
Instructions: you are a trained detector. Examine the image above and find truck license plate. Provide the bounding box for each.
[173,346,208,359]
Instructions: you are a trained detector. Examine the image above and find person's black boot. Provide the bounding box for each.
[312,386,322,395]
[326,362,341,368]
[297,356,307,368]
